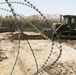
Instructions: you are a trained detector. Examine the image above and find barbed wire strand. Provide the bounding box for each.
[5,0,21,75]
[26,40,39,75]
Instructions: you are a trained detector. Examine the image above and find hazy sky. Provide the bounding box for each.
[0,0,76,16]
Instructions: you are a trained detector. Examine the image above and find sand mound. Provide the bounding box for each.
[0,32,76,75]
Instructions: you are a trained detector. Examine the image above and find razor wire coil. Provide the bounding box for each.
[0,0,63,75]
[0,7,62,75]
[0,6,54,75]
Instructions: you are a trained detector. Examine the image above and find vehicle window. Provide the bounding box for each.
[71,18,75,24]
[64,18,68,24]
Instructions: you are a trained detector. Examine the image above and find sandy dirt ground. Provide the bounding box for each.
[0,32,76,75]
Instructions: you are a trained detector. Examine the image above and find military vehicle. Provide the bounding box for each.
[52,15,76,40]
